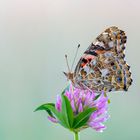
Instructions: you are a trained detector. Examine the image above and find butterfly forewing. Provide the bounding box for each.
[73,26,132,93]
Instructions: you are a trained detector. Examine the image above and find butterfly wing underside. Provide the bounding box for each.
[73,26,132,93]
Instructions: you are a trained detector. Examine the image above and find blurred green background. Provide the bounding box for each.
[0,0,140,140]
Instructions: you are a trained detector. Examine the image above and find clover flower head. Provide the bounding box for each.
[48,83,109,132]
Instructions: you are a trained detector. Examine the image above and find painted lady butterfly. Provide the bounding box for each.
[64,26,132,93]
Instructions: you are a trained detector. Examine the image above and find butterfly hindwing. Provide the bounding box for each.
[73,26,132,93]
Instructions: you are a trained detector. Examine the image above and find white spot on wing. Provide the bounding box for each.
[108,41,114,48]
[92,60,97,65]
[84,66,90,73]
[104,52,112,57]
[100,69,109,77]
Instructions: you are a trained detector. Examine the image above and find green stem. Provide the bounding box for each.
[74,132,79,140]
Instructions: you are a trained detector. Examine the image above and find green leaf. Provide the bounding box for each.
[35,103,67,128]
[35,103,55,118]
[35,103,59,119]
[61,95,74,128]
[61,90,65,95]
[73,107,97,129]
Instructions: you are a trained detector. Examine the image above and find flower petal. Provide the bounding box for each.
[56,95,62,112]
[78,102,83,112]
[48,116,58,123]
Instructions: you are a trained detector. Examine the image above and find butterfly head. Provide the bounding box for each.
[63,72,74,82]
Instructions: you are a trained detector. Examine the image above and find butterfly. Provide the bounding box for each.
[64,26,132,93]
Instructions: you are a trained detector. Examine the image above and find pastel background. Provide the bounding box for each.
[0,0,140,140]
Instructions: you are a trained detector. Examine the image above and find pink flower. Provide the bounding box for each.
[55,95,62,112]
[47,116,58,123]
[49,83,109,132]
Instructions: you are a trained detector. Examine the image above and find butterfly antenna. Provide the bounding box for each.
[65,54,71,73]
[71,44,80,71]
